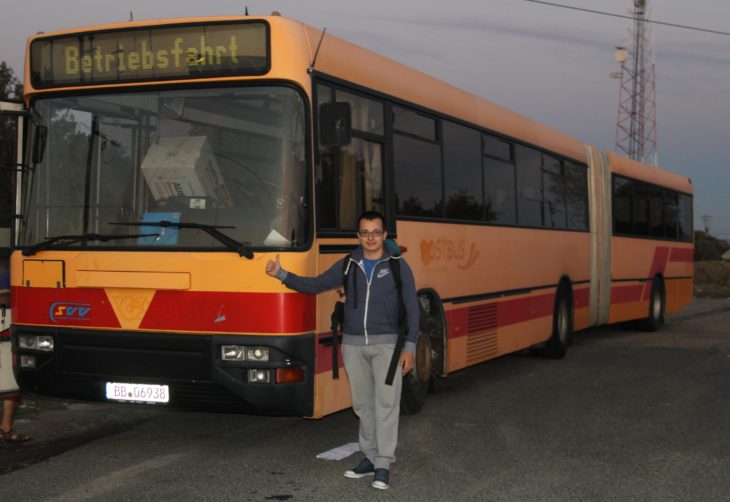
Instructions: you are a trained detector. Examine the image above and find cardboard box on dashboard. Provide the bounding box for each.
[141,136,232,207]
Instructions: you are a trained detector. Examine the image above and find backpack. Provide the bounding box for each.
[330,249,407,385]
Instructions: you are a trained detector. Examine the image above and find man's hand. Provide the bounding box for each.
[265,254,281,277]
[400,351,415,375]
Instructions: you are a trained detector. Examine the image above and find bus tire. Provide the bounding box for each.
[641,277,665,332]
[542,287,571,359]
[400,331,432,415]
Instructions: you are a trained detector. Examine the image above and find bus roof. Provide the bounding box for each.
[608,152,692,194]
[24,15,691,187]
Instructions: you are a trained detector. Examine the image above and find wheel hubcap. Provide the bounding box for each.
[414,334,432,383]
[652,289,662,319]
[558,302,568,344]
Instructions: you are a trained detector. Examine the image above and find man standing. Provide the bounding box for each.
[266,210,420,490]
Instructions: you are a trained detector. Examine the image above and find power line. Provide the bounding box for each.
[523,0,730,37]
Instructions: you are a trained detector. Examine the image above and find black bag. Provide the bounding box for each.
[330,300,345,379]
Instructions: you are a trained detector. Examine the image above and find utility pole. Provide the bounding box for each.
[701,214,712,234]
[612,0,657,166]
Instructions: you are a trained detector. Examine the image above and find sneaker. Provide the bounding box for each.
[372,468,390,490]
[344,457,375,478]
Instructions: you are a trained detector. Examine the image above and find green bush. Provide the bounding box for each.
[694,231,730,261]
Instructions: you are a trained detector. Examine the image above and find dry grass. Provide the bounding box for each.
[694,261,730,298]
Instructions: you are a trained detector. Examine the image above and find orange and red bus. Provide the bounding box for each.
[5,15,692,417]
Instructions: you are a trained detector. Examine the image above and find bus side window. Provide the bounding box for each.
[317,85,386,231]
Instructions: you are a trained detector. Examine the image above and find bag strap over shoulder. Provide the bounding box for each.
[385,256,408,386]
[330,253,352,380]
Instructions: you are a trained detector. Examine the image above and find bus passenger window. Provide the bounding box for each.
[613,177,632,235]
[336,90,384,136]
[515,145,542,227]
[649,186,664,237]
[393,107,436,141]
[443,121,482,222]
[565,162,588,231]
[663,191,679,239]
[336,139,384,229]
[678,193,693,242]
[542,155,567,229]
[633,183,650,236]
[394,134,442,218]
[484,156,516,225]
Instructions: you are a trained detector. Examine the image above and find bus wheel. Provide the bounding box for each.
[400,331,432,415]
[543,289,571,359]
[641,277,665,331]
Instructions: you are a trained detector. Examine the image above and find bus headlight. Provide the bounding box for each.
[221,345,245,361]
[20,355,37,368]
[220,345,270,361]
[19,335,54,352]
[246,346,269,361]
[248,369,270,383]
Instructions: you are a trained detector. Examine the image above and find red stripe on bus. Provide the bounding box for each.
[669,247,693,262]
[643,246,670,299]
[611,284,644,305]
[445,291,556,340]
[11,286,121,328]
[649,246,671,276]
[12,287,316,333]
[573,287,590,309]
[138,291,316,333]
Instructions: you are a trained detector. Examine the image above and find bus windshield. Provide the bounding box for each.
[21,86,308,251]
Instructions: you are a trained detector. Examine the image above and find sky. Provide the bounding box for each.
[1,0,728,237]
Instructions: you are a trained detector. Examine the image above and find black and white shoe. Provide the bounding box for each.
[372,468,390,490]
[344,458,375,478]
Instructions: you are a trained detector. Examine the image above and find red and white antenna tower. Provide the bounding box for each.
[613,0,657,166]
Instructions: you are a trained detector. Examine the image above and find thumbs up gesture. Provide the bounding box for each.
[265,254,281,277]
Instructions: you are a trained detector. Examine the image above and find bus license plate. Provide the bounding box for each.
[105,382,169,404]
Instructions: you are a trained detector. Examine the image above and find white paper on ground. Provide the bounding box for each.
[315,442,360,460]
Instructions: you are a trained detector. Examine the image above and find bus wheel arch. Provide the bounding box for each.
[542,277,574,359]
[400,289,446,415]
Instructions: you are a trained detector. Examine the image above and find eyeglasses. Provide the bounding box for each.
[357,229,384,238]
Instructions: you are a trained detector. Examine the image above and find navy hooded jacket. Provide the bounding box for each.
[275,246,420,353]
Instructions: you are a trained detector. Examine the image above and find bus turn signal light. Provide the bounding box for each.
[276,368,305,384]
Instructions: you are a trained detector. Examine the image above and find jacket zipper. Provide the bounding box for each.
[357,257,389,346]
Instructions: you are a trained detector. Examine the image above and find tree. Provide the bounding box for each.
[1,62,23,232]
[0,61,23,100]
[694,230,730,261]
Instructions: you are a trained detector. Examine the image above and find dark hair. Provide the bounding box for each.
[357,210,386,230]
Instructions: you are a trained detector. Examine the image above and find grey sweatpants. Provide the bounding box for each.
[342,343,403,470]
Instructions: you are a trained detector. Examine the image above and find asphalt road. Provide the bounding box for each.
[1,298,729,501]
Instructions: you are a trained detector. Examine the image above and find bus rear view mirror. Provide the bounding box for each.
[319,102,352,147]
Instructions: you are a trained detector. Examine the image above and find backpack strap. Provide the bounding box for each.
[330,253,352,380]
[385,257,408,386]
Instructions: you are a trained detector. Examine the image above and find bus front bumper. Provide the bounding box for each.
[11,326,315,416]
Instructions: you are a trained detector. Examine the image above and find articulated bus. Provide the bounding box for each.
[5,15,692,418]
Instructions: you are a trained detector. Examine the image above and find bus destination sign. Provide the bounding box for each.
[30,21,269,88]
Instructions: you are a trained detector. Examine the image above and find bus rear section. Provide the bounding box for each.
[606,153,693,327]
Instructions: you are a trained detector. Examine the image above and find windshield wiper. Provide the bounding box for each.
[22,232,160,256]
[110,221,254,259]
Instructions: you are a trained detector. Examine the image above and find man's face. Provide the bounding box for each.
[357,217,387,256]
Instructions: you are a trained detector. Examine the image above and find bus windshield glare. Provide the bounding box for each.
[21,86,308,250]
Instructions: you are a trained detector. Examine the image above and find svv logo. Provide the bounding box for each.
[49,302,92,323]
